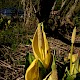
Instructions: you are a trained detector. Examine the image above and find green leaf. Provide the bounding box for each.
[25,53,35,73]
[38,60,47,80]
[28,53,35,64]
[66,74,75,80]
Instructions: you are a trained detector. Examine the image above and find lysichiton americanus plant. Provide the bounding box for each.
[63,27,80,80]
[25,24,80,80]
[70,27,77,76]
[25,22,52,80]
[32,22,52,69]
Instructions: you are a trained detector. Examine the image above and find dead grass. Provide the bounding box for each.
[0,44,32,80]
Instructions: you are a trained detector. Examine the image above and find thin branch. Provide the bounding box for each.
[66,0,79,18]
[16,75,24,80]
[65,0,79,26]
[60,0,67,11]
[51,0,57,11]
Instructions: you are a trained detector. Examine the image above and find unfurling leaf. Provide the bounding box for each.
[25,59,39,80]
[43,53,58,80]
[47,53,58,80]
[32,23,51,68]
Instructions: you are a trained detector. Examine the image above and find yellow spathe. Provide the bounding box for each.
[25,59,39,80]
[32,23,51,68]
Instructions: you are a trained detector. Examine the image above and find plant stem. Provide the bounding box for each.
[70,43,74,75]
